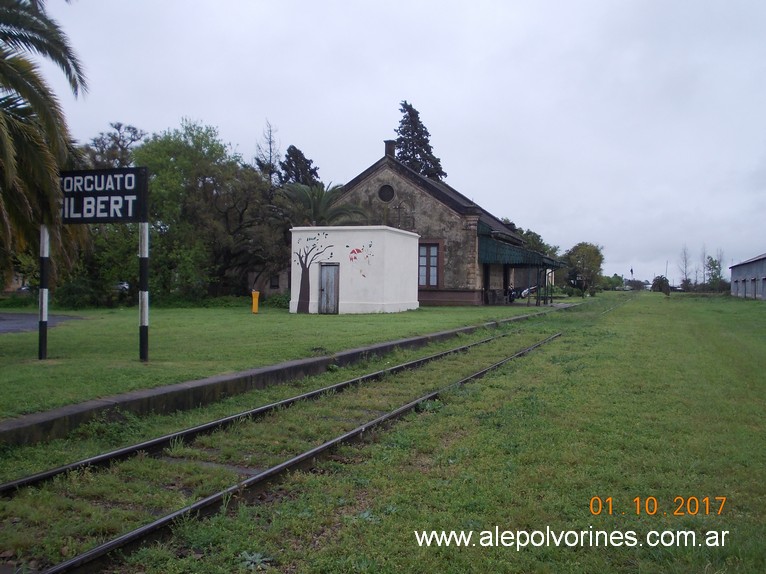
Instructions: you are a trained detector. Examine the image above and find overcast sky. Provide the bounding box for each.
[42,0,765,282]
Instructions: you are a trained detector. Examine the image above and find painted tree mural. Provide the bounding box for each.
[294,232,334,313]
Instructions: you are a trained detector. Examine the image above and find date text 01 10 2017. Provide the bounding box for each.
[590,496,727,516]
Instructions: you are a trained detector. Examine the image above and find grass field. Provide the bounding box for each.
[1,293,764,573]
[115,293,763,573]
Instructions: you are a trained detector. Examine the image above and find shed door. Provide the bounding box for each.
[319,263,339,314]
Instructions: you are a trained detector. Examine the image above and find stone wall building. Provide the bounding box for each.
[334,141,560,306]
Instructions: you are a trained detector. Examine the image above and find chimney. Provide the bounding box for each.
[384,139,396,157]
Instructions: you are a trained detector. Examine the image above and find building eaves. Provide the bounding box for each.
[729,252,766,269]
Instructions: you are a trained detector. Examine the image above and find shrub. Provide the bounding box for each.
[0,293,36,308]
[54,277,99,309]
[264,292,290,309]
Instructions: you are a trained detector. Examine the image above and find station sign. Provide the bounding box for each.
[61,167,147,224]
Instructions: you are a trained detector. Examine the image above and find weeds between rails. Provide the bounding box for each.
[1,331,560,572]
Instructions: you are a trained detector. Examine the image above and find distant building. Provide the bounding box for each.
[2,272,26,294]
[730,253,766,300]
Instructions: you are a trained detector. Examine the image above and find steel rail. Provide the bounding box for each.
[1,332,510,496]
[600,293,638,315]
[41,332,562,574]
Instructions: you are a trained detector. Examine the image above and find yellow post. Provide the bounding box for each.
[251,290,259,314]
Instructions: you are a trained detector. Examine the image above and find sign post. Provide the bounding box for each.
[38,224,50,360]
[139,218,149,362]
[57,167,149,361]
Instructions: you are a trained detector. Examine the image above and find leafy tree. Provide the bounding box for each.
[563,242,604,296]
[516,226,559,257]
[209,163,289,294]
[277,182,367,227]
[0,0,86,280]
[279,144,319,186]
[602,273,624,291]
[82,122,146,168]
[394,100,447,181]
[652,275,671,295]
[705,254,724,292]
[60,119,293,302]
[133,119,275,298]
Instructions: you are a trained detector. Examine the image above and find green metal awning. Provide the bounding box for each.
[479,235,537,265]
[478,227,564,268]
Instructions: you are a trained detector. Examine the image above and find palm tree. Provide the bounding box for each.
[280,182,367,226]
[0,0,87,277]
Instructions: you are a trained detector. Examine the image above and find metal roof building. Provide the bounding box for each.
[730,252,766,300]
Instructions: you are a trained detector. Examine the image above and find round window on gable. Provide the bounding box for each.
[378,184,395,202]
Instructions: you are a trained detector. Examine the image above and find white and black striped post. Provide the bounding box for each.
[38,224,50,360]
[139,197,149,362]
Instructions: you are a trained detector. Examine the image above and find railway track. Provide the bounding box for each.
[0,331,561,573]
[0,330,517,495]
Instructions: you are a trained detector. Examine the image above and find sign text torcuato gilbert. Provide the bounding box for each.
[61,167,147,224]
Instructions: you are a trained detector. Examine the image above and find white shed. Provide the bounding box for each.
[290,225,419,314]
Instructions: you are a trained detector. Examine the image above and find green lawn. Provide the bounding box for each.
[0,301,551,419]
[117,293,765,573]
[2,294,763,573]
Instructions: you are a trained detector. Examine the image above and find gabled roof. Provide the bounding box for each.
[340,154,525,245]
[729,252,766,269]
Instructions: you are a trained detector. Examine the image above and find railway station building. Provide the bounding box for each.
[332,140,561,306]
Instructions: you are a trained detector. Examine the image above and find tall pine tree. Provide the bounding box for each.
[279,144,320,186]
[394,101,447,181]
